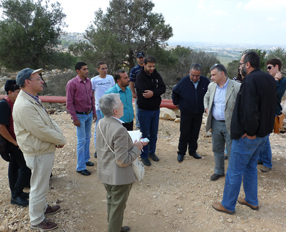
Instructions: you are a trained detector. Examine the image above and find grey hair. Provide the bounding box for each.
[210,63,227,76]
[190,63,202,71]
[99,93,121,117]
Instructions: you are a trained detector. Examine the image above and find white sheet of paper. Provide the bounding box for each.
[128,130,142,143]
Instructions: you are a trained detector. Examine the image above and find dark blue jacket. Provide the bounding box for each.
[275,77,286,115]
[172,75,210,115]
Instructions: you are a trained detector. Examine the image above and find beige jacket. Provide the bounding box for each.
[13,90,66,157]
[204,79,241,135]
[96,117,141,185]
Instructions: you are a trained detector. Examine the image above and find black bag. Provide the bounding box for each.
[0,134,10,161]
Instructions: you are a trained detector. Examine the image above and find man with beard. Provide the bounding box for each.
[135,55,166,166]
[105,70,134,131]
[130,52,145,130]
[212,51,276,214]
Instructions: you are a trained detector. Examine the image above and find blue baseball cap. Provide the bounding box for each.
[136,52,145,58]
[16,68,42,87]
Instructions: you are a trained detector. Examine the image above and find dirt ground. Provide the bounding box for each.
[0,111,286,232]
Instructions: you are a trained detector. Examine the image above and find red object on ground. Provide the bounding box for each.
[0,95,178,109]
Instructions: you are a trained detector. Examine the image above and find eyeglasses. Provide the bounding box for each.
[28,77,42,81]
[239,62,246,66]
[190,74,200,78]
[267,66,272,70]
[100,68,108,70]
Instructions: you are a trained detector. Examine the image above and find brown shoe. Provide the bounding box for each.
[212,202,235,215]
[31,218,58,231]
[45,205,60,215]
[237,197,259,210]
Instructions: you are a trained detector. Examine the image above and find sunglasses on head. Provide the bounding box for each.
[267,66,272,70]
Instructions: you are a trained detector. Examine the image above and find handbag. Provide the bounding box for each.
[0,134,10,162]
[98,121,144,181]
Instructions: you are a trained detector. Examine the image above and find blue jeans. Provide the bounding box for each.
[135,99,140,128]
[138,108,160,158]
[94,109,103,150]
[221,135,268,212]
[76,112,93,171]
[257,134,272,168]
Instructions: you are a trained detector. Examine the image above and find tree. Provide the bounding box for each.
[0,0,66,70]
[154,46,220,86]
[69,0,173,74]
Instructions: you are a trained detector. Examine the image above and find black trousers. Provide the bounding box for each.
[7,142,31,198]
[122,121,133,131]
[178,113,203,156]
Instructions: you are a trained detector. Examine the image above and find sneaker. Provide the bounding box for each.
[141,157,151,166]
[31,218,58,231]
[260,166,271,173]
[45,205,61,215]
[121,226,131,232]
[11,196,29,207]
[149,154,159,162]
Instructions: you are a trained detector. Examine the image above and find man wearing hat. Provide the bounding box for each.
[130,51,145,130]
[13,68,66,231]
[0,80,31,207]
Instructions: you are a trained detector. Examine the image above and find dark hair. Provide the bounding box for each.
[144,55,156,64]
[114,70,126,83]
[243,51,260,69]
[5,79,20,94]
[190,63,202,71]
[210,63,227,76]
[267,58,282,71]
[75,62,87,71]
[97,61,107,69]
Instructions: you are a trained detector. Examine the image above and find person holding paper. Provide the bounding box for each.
[96,93,146,232]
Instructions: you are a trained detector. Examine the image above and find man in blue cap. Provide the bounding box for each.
[13,68,66,231]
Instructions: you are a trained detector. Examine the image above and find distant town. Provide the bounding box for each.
[59,32,286,66]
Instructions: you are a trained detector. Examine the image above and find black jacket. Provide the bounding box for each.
[135,68,166,110]
[231,69,276,139]
[172,75,210,115]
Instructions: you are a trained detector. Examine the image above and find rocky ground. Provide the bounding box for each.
[0,111,286,232]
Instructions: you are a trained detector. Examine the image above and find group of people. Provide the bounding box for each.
[1,50,285,231]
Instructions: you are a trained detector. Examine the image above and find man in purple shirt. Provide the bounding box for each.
[66,62,97,176]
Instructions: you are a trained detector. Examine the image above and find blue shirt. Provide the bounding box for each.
[212,78,229,121]
[191,78,200,89]
[130,64,143,85]
[105,84,134,123]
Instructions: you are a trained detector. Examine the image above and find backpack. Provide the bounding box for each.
[0,99,11,162]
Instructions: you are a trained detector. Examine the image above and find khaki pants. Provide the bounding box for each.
[25,152,55,225]
[273,113,285,133]
[103,183,133,232]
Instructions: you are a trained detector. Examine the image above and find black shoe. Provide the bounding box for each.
[94,151,97,158]
[141,157,151,166]
[224,155,228,160]
[77,169,91,176]
[177,154,184,162]
[121,226,131,232]
[210,173,225,181]
[20,192,30,199]
[190,153,202,159]
[86,161,94,166]
[149,154,159,162]
[11,196,29,207]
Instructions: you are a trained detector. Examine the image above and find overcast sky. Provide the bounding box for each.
[49,0,286,46]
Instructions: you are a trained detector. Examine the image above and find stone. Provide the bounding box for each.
[159,107,176,120]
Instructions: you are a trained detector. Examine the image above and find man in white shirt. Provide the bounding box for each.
[91,61,115,157]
